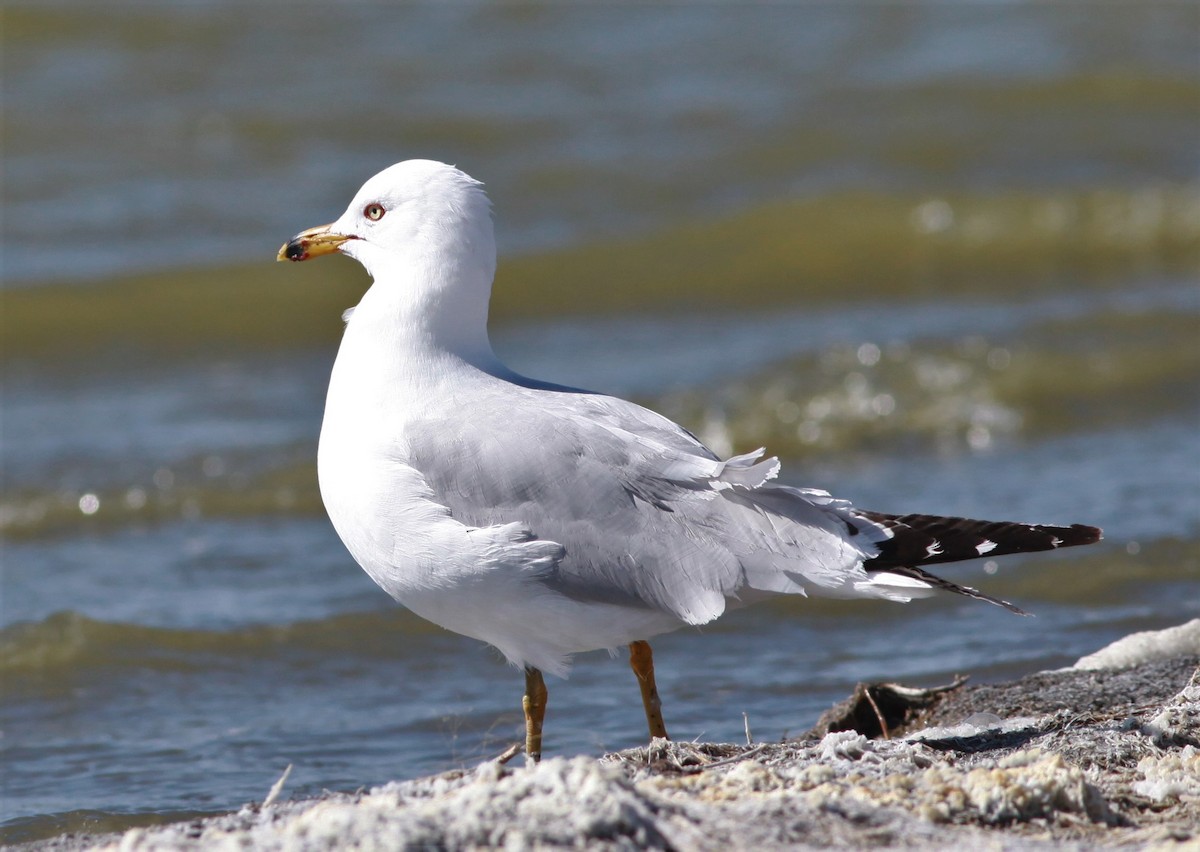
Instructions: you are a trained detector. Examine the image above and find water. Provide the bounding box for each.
[3,4,1199,845]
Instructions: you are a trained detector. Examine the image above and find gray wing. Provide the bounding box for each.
[403,382,892,625]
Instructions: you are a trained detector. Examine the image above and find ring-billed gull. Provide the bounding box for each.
[278,160,1101,761]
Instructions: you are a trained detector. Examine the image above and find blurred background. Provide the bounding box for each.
[3,3,1198,843]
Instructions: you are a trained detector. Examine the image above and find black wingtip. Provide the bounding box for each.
[862,512,1104,569]
[1065,524,1103,546]
[858,515,1101,616]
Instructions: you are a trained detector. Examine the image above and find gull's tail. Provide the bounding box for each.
[857,512,1103,615]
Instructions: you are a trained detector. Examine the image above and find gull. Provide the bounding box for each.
[278,160,1101,761]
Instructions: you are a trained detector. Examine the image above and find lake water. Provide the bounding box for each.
[2,4,1198,844]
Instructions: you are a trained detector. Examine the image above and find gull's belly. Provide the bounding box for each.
[317,429,444,600]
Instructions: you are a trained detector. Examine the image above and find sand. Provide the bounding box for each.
[22,621,1200,851]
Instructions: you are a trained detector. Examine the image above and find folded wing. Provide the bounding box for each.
[404,383,1101,625]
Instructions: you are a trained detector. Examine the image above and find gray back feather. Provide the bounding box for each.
[404,383,877,625]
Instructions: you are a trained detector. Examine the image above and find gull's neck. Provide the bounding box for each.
[339,248,504,387]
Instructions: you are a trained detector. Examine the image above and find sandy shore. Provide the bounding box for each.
[23,621,1200,851]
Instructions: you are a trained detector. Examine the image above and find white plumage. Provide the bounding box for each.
[279,160,1100,754]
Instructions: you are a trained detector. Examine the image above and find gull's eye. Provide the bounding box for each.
[363,203,386,221]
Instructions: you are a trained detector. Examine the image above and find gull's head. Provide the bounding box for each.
[277,160,495,291]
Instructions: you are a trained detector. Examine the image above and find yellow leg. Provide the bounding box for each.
[629,640,670,740]
[523,667,548,762]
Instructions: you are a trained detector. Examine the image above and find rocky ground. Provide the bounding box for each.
[21,622,1200,851]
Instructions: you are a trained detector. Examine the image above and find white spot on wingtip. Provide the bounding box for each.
[976,539,997,555]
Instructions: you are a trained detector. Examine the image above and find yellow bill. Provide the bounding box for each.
[277,224,355,262]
